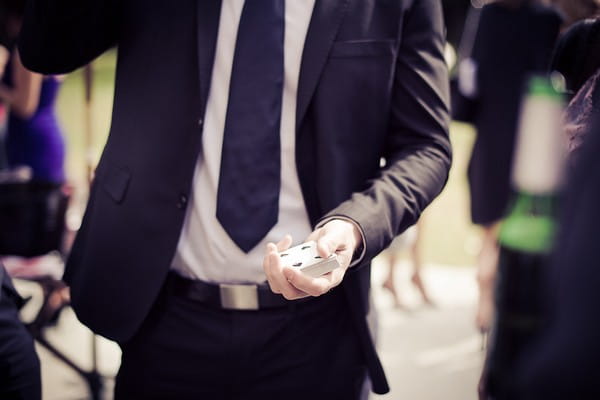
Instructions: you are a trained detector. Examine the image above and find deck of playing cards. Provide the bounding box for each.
[279,241,341,278]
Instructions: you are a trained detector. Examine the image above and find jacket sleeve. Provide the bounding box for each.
[321,0,452,264]
[18,0,119,74]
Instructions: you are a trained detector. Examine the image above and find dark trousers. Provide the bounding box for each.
[0,277,41,400]
[115,283,367,400]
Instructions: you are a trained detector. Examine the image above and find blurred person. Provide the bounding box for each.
[551,18,600,161]
[551,17,600,98]
[19,0,452,399]
[510,19,600,396]
[442,0,473,49]
[0,262,42,400]
[381,222,434,309]
[465,0,562,332]
[515,82,600,400]
[550,0,600,27]
[0,5,12,78]
[0,21,40,398]
[0,14,9,169]
[0,0,70,325]
[0,45,8,169]
[0,0,65,184]
[479,20,599,399]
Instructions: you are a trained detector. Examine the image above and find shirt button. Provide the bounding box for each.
[177,194,188,209]
[198,118,203,126]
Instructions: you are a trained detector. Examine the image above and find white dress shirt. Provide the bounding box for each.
[171,0,316,284]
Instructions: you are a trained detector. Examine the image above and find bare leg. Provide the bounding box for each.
[409,223,435,306]
[475,223,500,333]
[382,251,403,308]
[35,280,70,327]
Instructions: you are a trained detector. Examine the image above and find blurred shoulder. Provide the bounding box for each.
[530,1,563,23]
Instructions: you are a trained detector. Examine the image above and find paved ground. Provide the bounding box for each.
[15,259,483,400]
[370,260,483,400]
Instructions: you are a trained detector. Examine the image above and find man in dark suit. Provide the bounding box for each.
[19,1,451,398]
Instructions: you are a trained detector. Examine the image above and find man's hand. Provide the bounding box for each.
[262,219,362,300]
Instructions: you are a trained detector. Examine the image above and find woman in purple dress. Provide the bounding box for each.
[0,0,65,184]
[0,56,65,184]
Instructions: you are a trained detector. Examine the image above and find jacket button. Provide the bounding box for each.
[177,194,188,209]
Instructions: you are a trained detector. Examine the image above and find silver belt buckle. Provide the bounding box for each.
[219,284,259,310]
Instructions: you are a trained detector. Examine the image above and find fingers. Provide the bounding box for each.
[263,222,359,300]
[305,228,322,243]
[283,267,328,296]
[263,242,307,300]
[263,243,281,293]
[316,234,339,259]
[263,237,292,294]
[283,265,345,297]
[311,220,359,269]
[276,234,293,252]
[321,221,350,253]
[307,226,340,259]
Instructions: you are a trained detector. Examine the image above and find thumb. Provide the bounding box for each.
[316,230,340,258]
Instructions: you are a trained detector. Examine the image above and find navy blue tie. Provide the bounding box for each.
[217,0,285,253]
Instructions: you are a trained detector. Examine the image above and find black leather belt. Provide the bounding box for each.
[165,272,304,311]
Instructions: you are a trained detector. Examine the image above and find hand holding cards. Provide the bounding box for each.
[279,241,341,278]
[263,220,359,300]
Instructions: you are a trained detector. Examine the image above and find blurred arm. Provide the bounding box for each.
[18,0,119,74]
[0,50,43,118]
[0,45,8,78]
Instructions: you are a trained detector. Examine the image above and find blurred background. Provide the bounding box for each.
[2,0,600,398]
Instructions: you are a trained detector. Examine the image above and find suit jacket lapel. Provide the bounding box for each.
[197,0,222,110]
[296,0,351,132]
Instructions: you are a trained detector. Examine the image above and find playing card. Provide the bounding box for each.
[279,241,340,278]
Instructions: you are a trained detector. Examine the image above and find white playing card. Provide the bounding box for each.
[279,241,340,278]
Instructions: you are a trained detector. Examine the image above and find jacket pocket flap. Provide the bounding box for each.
[102,165,131,204]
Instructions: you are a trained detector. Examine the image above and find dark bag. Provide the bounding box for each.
[0,180,69,257]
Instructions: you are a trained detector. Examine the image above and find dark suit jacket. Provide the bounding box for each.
[19,0,451,394]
